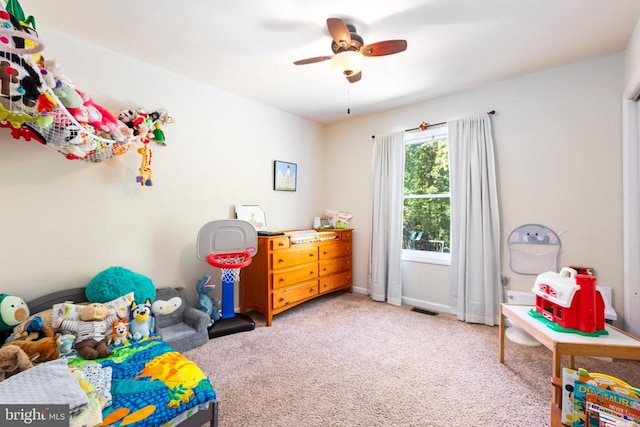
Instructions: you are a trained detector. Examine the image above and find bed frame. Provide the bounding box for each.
[26,287,219,427]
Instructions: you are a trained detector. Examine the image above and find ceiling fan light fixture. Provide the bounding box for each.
[330,51,364,76]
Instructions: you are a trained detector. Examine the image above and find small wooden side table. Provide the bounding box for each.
[499,303,640,424]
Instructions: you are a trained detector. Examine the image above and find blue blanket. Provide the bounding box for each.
[68,335,216,426]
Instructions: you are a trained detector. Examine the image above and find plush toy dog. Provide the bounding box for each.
[0,345,33,381]
[52,303,121,360]
[129,299,155,340]
[107,319,131,346]
[5,335,61,363]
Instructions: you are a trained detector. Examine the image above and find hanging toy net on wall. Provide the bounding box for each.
[507,223,561,275]
[0,2,173,184]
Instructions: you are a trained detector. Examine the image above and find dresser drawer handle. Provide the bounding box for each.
[278,242,285,247]
[278,297,285,302]
[309,271,315,276]
[309,253,314,257]
[279,278,285,283]
[323,251,328,255]
[277,259,284,263]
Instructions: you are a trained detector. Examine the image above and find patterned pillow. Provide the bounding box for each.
[52,292,135,323]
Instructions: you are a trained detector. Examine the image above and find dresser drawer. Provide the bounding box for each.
[273,280,318,309]
[319,242,352,260]
[270,236,290,250]
[319,257,351,277]
[271,246,318,269]
[319,270,352,294]
[272,263,318,289]
[341,230,353,241]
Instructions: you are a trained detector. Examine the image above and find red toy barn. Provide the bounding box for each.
[532,267,605,333]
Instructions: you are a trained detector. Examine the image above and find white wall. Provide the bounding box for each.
[625,18,640,91]
[0,28,630,328]
[0,28,326,304]
[325,53,627,326]
[622,17,640,335]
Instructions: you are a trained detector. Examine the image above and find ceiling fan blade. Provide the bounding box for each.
[293,55,333,65]
[347,71,362,84]
[361,40,408,57]
[327,18,351,48]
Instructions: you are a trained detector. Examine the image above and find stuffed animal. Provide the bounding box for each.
[0,50,43,108]
[129,299,155,340]
[57,334,75,356]
[24,315,54,341]
[41,59,83,108]
[136,144,153,186]
[52,303,121,360]
[106,319,131,346]
[0,293,29,332]
[196,275,221,327]
[0,345,33,381]
[5,335,61,363]
[75,89,119,134]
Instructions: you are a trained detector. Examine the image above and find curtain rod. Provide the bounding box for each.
[371,110,496,139]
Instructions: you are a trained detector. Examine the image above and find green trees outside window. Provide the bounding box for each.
[403,135,450,253]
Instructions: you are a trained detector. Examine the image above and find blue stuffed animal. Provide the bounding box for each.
[196,275,221,327]
[24,315,53,341]
[129,299,155,340]
[57,334,76,356]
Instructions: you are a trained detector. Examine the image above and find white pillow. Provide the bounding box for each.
[52,292,134,322]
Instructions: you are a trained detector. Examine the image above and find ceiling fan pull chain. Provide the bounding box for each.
[347,83,351,115]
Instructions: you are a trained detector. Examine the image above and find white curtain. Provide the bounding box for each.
[449,114,501,325]
[368,131,404,305]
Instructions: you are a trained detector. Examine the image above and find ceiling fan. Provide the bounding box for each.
[293,18,407,83]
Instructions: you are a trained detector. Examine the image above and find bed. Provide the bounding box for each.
[3,287,218,427]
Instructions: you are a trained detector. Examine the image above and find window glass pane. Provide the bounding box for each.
[403,197,450,253]
[404,140,449,195]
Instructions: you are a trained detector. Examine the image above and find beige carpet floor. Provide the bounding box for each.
[185,292,640,427]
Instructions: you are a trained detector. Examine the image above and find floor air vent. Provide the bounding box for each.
[411,307,438,316]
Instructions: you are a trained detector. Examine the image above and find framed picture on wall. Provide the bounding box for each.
[274,160,297,191]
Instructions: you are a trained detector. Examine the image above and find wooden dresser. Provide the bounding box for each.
[240,229,353,326]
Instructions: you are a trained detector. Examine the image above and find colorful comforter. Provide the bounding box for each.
[67,335,216,427]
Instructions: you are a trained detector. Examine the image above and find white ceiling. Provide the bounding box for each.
[18,0,640,124]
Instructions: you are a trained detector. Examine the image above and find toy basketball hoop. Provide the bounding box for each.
[206,252,252,284]
[197,220,258,337]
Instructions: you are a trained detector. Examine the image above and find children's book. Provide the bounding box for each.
[563,368,580,426]
[586,393,640,426]
[572,368,640,427]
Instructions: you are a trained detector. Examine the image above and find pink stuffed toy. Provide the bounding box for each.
[75,89,119,133]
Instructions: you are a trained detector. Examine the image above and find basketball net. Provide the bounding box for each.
[211,253,248,283]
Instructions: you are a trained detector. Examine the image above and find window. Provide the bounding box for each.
[402,125,451,265]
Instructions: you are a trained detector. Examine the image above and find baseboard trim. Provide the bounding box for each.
[402,296,451,315]
[351,287,451,315]
[352,286,368,295]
